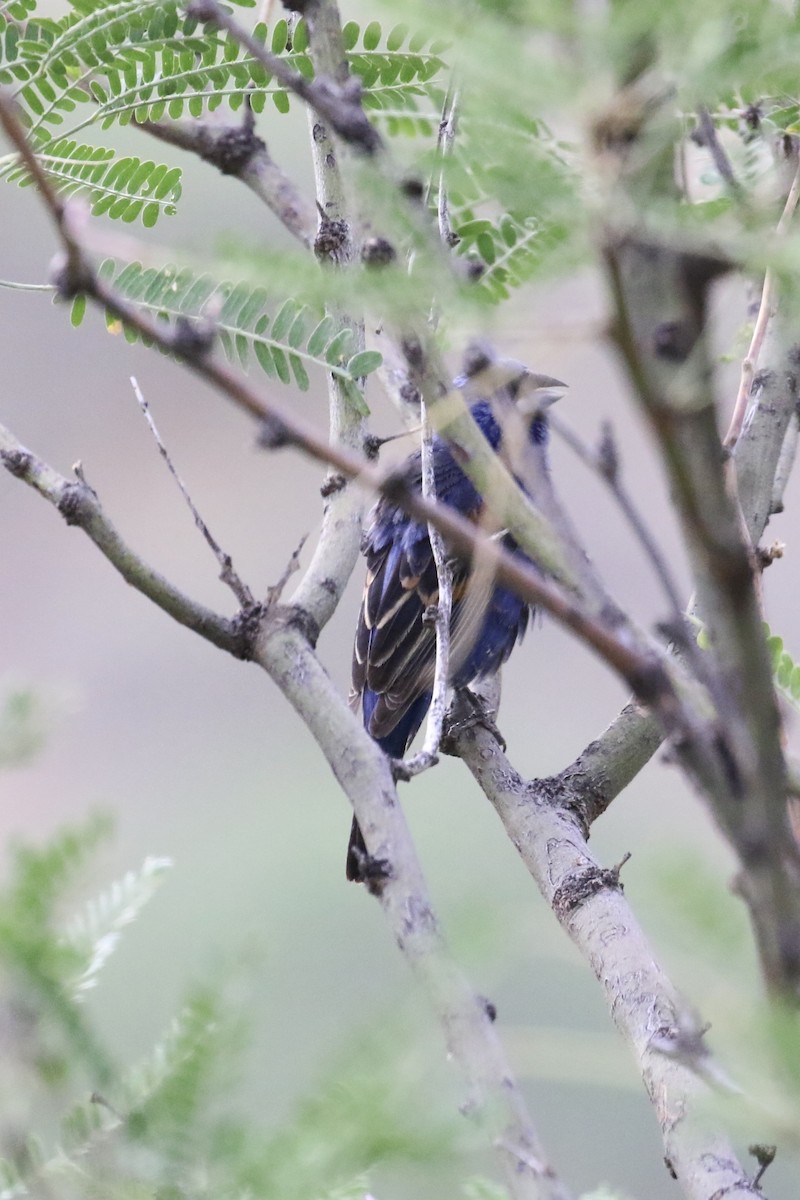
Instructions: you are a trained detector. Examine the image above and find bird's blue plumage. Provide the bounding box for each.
[347,386,551,879]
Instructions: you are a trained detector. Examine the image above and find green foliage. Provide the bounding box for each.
[463,1178,510,1200]
[0,816,466,1200]
[0,680,50,767]
[74,259,381,394]
[63,854,172,998]
[765,624,800,711]
[694,621,800,714]
[0,5,448,228]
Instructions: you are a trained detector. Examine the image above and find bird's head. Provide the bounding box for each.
[512,369,568,417]
[456,346,567,420]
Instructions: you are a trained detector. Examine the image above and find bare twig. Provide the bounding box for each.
[432,84,460,249]
[549,413,687,626]
[0,423,246,656]
[725,158,800,449]
[131,376,255,608]
[400,401,454,776]
[266,535,307,607]
[694,106,743,198]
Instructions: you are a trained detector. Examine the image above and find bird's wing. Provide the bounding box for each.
[352,513,445,740]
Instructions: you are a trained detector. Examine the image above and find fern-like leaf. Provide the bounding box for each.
[62,854,173,998]
[77,260,380,396]
[0,136,181,224]
[766,626,800,712]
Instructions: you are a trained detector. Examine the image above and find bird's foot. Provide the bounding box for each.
[348,845,393,894]
[441,687,507,754]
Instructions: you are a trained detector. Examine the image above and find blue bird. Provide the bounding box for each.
[347,362,566,881]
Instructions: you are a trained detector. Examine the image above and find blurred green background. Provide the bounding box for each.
[2,4,800,1196]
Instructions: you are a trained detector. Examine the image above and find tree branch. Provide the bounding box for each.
[185,0,381,155]
[137,107,317,247]
[452,692,761,1200]
[287,0,368,633]
[0,424,246,657]
[726,157,800,450]
[400,399,453,776]
[255,621,572,1200]
[600,78,800,996]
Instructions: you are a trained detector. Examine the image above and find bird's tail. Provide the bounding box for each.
[345,815,368,882]
[346,692,431,882]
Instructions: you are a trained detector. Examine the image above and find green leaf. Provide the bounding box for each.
[363,21,381,51]
[346,349,382,377]
[70,293,86,326]
[342,378,369,417]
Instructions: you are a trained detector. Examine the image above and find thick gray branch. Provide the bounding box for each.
[254,620,572,1200]
[454,701,760,1200]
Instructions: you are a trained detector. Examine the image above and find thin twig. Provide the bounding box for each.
[434,85,460,249]
[725,158,800,449]
[286,0,368,632]
[400,402,453,776]
[0,278,55,291]
[550,413,687,625]
[266,535,307,607]
[131,376,255,608]
[0,422,245,656]
[694,106,743,197]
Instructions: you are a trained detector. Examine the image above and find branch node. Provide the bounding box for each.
[257,413,293,450]
[49,250,92,301]
[314,213,350,263]
[171,314,216,359]
[748,1143,777,1189]
[361,236,397,267]
[57,480,87,525]
[320,472,347,497]
[283,603,320,648]
[552,862,626,922]
[479,995,498,1023]
[207,122,267,176]
[0,447,33,478]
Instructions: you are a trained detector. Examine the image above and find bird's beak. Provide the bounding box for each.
[516,372,568,417]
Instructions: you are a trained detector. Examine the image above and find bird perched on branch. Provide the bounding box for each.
[347,358,566,881]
